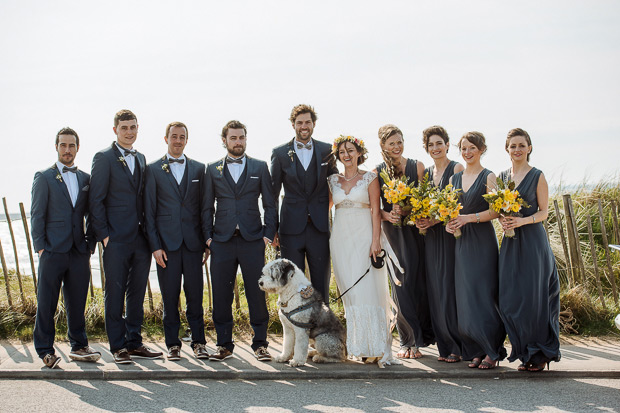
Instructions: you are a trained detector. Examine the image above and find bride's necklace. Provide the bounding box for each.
[343,170,360,181]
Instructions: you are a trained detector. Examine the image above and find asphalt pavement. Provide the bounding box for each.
[1,335,619,380]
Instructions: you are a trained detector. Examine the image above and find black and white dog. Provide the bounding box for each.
[259,259,346,366]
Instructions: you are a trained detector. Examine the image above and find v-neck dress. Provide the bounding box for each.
[377,159,434,349]
[498,168,561,366]
[452,169,506,362]
[424,161,462,358]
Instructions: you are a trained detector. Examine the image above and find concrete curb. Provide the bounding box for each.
[2,369,620,380]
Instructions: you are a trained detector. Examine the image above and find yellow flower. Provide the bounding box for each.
[450,210,459,219]
[397,182,407,192]
[511,203,521,213]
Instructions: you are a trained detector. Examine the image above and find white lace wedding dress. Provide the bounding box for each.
[329,171,395,364]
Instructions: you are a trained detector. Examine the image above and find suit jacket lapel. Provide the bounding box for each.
[136,152,145,193]
[286,139,303,189]
[75,170,86,207]
[237,156,253,194]
[161,156,182,199]
[313,139,323,183]
[112,143,137,190]
[218,157,235,194]
[182,157,193,201]
[52,164,73,207]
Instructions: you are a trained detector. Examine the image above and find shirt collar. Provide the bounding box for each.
[167,153,186,162]
[56,161,76,173]
[116,142,134,155]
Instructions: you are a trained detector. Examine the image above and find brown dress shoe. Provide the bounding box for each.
[69,346,102,362]
[167,346,181,361]
[209,346,233,361]
[128,345,163,359]
[254,346,272,362]
[43,353,60,369]
[113,349,133,364]
[193,343,210,359]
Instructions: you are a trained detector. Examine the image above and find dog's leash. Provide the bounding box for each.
[330,264,372,304]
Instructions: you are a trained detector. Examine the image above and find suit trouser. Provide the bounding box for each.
[34,247,90,358]
[280,221,331,303]
[157,243,206,349]
[102,233,152,353]
[210,236,268,351]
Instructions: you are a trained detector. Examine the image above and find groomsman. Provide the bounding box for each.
[30,127,100,368]
[144,122,210,361]
[89,109,163,364]
[270,104,338,302]
[203,120,277,361]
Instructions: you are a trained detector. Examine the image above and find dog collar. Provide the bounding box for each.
[280,286,314,308]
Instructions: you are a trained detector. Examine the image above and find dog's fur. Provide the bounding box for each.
[259,259,346,366]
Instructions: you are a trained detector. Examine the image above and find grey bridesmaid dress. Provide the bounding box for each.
[452,169,506,362]
[425,161,462,358]
[498,168,561,366]
[377,159,435,349]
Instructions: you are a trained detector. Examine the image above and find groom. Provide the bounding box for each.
[271,104,338,303]
[203,120,277,362]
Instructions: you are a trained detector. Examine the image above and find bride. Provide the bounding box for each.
[328,135,398,367]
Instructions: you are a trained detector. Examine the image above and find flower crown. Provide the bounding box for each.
[332,135,368,155]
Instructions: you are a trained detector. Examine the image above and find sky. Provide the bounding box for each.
[1,0,619,213]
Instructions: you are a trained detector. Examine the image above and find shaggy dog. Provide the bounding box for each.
[259,259,346,366]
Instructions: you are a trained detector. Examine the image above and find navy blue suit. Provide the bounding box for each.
[144,155,207,349]
[30,164,95,358]
[270,138,338,301]
[89,142,152,353]
[203,155,277,351]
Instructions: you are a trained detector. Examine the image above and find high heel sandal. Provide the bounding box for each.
[517,362,530,371]
[468,357,482,368]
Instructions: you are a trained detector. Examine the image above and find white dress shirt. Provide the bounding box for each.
[167,154,186,185]
[294,139,313,170]
[56,161,79,207]
[227,155,246,183]
[116,143,136,174]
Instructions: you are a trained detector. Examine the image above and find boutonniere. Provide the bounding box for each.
[55,173,63,183]
[216,163,224,175]
[162,163,170,173]
[118,156,127,167]
[287,149,294,162]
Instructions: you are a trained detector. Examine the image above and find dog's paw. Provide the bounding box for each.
[289,359,306,367]
[274,355,291,363]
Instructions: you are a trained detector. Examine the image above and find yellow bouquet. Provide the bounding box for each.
[380,169,412,227]
[430,184,463,238]
[482,177,530,238]
[404,174,437,235]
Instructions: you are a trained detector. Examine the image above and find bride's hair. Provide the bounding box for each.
[332,135,368,165]
[378,124,404,179]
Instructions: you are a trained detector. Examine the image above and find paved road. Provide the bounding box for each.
[1,378,618,412]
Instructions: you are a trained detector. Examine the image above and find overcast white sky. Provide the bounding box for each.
[1,0,619,212]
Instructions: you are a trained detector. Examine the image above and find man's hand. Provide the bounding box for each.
[153,249,167,268]
[103,236,109,248]
[272,232,280,247]
[263,237,271,246]
[38,249,44,257]
[203,247,210,263]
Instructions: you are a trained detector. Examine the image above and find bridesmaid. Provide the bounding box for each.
[447,131,506,369]
[416,126,464,363]
[375,124,434,359]
[498,128,561,372]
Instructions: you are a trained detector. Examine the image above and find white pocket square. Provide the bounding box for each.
[250,176,259,179]
[191,179,200,182]
[321,162,329,166]
[81,185,89,191]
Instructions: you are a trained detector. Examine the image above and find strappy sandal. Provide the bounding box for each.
[527,362,549,372]
[437,356,447,362]
[397,347,411,359]
[410,347,423,359]
[468,357,482,368]
[517,362,530,371]
[445,354,461,363]
[478,359,497,370]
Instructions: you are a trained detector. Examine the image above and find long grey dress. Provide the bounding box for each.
[498,168,561,365]
[425,161,462,358]
[453,169,506,362]
[377,159,435,349]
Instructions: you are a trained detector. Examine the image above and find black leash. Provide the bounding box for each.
[330,264,372,304]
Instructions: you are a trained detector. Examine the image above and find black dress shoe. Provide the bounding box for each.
[128,345,163,359]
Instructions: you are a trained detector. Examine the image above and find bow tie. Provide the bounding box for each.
[296,142,312,150]
[226,157,243,164]
[168,158,184,164]
[62,166,77,173]
[123,149,137,156]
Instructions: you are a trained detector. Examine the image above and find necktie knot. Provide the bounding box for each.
[124,149,137,156]
[296,142,312,150]
[226,157,243,164]
[62,166,77,173]
[169,158,185,164]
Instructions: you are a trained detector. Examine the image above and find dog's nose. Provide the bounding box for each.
[258,280,263,287]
